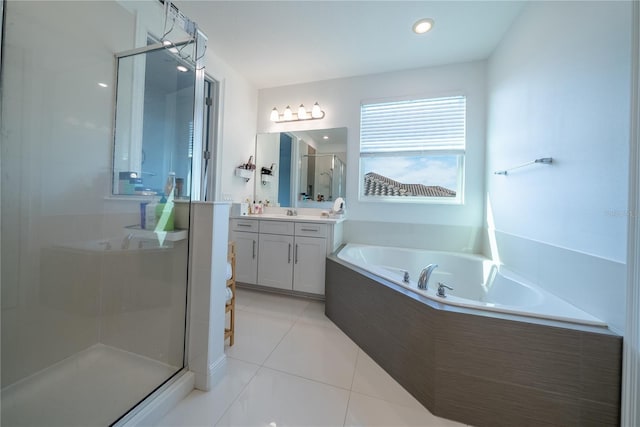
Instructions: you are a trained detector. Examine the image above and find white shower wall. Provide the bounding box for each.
[1,0,191,396]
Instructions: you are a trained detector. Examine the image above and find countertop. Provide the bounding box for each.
[230,213,345,224]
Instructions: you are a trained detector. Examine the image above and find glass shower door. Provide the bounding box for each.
[1,2,197,425]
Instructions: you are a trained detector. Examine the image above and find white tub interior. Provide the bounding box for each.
[337,243,606,327]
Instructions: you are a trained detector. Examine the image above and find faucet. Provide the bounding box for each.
[437,282,454,298]
[121,233,134,250]
[286,208,297,216]
[417,264,438,290]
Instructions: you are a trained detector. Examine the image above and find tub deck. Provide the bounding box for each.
[325,256,622,427]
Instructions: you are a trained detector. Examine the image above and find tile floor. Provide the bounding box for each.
[157,288,467,427]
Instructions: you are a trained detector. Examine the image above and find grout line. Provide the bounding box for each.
[342,348,361,426]
[259,365,353,392]
[211,358,261,426]
[260,315,298,366]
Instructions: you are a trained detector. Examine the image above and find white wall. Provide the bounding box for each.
[203,50,258,202]
[258,61,487,228]
[254,133,280,203]
[486,1,632,332]
[487,1,631,262]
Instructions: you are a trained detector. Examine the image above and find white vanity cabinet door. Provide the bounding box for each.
[258,233,294,290]
[232,230,258,285]
[292,236,327,295]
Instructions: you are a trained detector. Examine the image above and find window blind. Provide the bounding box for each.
[360,96,466,153]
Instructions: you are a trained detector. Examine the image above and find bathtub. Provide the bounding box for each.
[336,243,606,327]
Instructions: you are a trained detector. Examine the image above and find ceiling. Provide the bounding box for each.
[175,1,526,89]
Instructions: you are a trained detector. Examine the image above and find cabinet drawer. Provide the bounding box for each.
[231,218,259,232]
[295,222,328,238]
[259,220,294,235]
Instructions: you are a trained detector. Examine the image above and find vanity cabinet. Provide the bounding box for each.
[230,219,259,285]
[291,236,327,294]
[230,216,341,296]
[258,233,293,290]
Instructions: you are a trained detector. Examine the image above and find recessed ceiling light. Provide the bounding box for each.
[413,18,434,34]
[169,47,178,54]
[163,40,172,46]
[98,82,108,88]
[177,65,188,72]
[323,135,329,140]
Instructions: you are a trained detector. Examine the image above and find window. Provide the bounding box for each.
[359,95,466,203]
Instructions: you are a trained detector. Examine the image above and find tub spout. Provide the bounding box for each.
[417,264,438,290]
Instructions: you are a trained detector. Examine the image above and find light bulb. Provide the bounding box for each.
[283,106,293,121]
[270,107,279,122]
[412,18,434,34]
[298,104,307,120]
[311,102,323,119]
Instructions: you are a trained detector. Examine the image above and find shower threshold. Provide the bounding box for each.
[1,343,179,427]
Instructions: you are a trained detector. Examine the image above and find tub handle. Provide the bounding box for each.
[437,282,454,298]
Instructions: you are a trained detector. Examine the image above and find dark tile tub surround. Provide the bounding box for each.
[325,257,622,427]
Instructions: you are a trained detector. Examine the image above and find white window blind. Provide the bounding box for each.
[360,96,466,153]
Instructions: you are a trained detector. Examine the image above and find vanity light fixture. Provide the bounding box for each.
[270,102,325,122]
[298,104,308,120]
[413,18,434,34]
[283,106,293,121]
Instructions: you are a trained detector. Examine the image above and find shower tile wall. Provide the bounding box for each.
[0,1,136,388]
[2,3,193,425]
[99,241,188,368]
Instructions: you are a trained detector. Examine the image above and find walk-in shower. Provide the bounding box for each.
[1,1,206,425]
[301,154,346,202]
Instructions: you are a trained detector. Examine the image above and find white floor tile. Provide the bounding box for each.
[345,391,465,427]
[295,300,339,330]
[351,351,424,410]
[156,358,259,427]
[235,288,310,321]
[225,309,294,365]
[215,367,350,427]
[264,321,358,389]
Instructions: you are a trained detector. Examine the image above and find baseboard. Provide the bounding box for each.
[236,282,325,301]
[209,354,227,388]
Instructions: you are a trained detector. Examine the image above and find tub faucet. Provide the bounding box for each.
[403,271,410,283]
[417,264,438,290]
[121,233,134,250]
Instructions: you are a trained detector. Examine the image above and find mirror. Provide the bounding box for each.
[255,128,347,208]
[112,40,196,198]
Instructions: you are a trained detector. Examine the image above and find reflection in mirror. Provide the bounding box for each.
[112,41,196,197]
[255,128,347,208]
